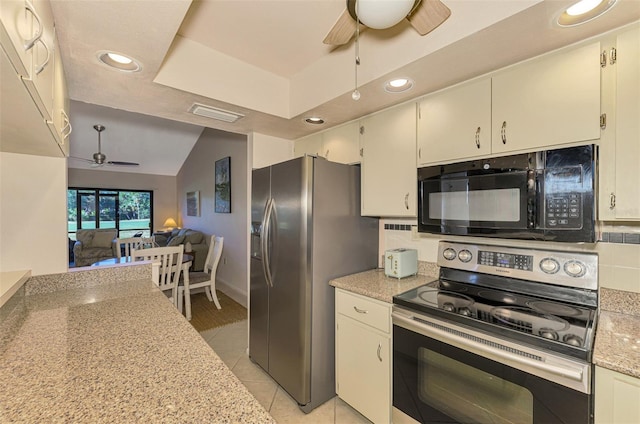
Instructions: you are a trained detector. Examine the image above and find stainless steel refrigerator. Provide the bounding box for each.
[249,156,379,413]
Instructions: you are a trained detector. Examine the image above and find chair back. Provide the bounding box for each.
[116,236,156,260]
[132,245,184,291]
[204,235,224,278]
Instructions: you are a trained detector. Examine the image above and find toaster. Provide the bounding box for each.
[384,248,418,279]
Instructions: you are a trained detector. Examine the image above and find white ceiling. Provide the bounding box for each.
[53,0,640,176]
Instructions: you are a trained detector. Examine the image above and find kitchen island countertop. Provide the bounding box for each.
[329,267,439,303]
[0,278,275,423]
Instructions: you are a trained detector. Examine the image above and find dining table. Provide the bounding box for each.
[92,254,194,318]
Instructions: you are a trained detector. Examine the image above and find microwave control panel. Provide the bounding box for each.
[545,193,582,229]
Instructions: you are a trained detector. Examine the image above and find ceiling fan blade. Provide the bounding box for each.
[407,0,451,36]
[69,156,95,164]
[323,9,358,45]
[107,161,139,166]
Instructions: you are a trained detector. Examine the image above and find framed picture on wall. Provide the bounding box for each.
[186,190,200,216]
[215,157,231,213]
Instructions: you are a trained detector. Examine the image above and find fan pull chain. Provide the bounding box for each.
[352,13,361,101]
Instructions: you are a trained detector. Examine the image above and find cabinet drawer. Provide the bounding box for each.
[336,290,390,333]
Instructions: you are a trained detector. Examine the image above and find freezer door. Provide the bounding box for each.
[249,167,270,371]
[268,157,313,406]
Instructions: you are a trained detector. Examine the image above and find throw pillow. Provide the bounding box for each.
[167,235,185,246]
[92,231,115,248]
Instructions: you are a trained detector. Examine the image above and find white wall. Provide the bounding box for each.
[67,168,178,232]
[0,152,68,275]
[177,128,248,305]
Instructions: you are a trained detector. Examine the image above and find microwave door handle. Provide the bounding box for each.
[528,170,539,229]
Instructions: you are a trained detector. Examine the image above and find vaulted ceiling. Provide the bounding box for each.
[54,0,640,175]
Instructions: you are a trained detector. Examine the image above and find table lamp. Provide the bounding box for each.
[163,218,178,231]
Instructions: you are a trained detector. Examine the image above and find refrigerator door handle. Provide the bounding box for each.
[261,198,275,287]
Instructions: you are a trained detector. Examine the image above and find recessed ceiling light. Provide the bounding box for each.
[305,117,325,125]
[385,78,414,93]
[97,51,141,72]
[557,0,617,27]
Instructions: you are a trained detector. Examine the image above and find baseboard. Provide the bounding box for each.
[216,278,248,309]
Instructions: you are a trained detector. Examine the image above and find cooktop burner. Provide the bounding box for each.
[393,241,598,361]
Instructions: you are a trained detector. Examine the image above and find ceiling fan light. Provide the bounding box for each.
[356,0,415,29]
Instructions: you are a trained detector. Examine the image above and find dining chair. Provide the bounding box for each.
[178,235,224,316]
[132,245,184,307]
[116,237,151,261]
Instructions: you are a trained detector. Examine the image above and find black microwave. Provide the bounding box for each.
[417,145,597,242]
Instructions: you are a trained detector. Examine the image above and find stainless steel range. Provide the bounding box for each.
[392,241,598,424]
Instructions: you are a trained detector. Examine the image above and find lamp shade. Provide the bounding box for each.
[356,0,415,29]
[163,218,178,229]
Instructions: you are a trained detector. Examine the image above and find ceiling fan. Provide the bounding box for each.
[71,124,139,167]
[323,0,451,45]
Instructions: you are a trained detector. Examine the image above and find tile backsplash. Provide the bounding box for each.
[381,219,640,294]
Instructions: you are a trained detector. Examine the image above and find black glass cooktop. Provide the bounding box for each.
[394,278,597,360]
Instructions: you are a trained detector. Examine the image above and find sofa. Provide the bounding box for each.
[73,229,118,267]
[154,228,208,271]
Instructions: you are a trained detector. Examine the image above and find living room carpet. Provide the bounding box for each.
[188,290,247,332]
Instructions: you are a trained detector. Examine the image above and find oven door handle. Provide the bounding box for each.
[393,313,584,382]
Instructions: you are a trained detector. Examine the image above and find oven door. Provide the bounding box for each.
[418,169,535,237]
[392,310,592,424]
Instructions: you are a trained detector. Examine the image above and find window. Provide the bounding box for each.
[67,188,153,240]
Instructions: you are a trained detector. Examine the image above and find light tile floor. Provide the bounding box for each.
[200,320,372,424]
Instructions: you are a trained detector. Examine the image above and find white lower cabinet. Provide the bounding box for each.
[595,366,640,424]
[335,289,391,423]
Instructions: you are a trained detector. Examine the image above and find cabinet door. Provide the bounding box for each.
[336,314,390,424]
[417,78,491,166]
[492,42,601,154]
[322,121,360,164]
[612,27,640,219]
[595,367,640,424]
[48,33,70,155]
[24,0,55,121]
[294,132,322,158]
[361,102,417,217]
[0,0,33,77]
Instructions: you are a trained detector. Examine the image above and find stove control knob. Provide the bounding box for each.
[458,249,473,263]
[539,328,559,341]
[540,258,560,274]
[442,302,456,312]
[564,260,587,278]
[563,334,584,347]
[458,307,472,317]
[443,248,457,261]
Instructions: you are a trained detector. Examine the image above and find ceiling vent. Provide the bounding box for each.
[189,103,244,123]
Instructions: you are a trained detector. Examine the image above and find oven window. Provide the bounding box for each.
[418,348,533,424]
[429,188,521,222]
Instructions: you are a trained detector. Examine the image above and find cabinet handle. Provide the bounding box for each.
[62,110,73,140]
[353,306,368,314]
[23,0,43,51]
[34,38,51,75]
[610,193,616,210]
[418,147,421,159]
[325,149,329,158]
[377,343,382,362]
[404,193,409,210]
[501,121,507,144]
[475,127,481,149]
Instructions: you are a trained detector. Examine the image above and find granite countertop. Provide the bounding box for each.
[329,266,439,303]
[0,278,275,423]
[593,288,640,379]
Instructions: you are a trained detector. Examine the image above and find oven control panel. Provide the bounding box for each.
[438,241,598,290]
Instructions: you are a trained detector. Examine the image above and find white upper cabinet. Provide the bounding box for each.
[294,121,361,165]
[492,42,602,154]
[322,121,360,164]
[0,0,34,77]
[24,0,55,121]
[294,132,323,158]
[48,32,70,155]
[599,25,640,220]
[417,78,491,166]
[360,102,417,217]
